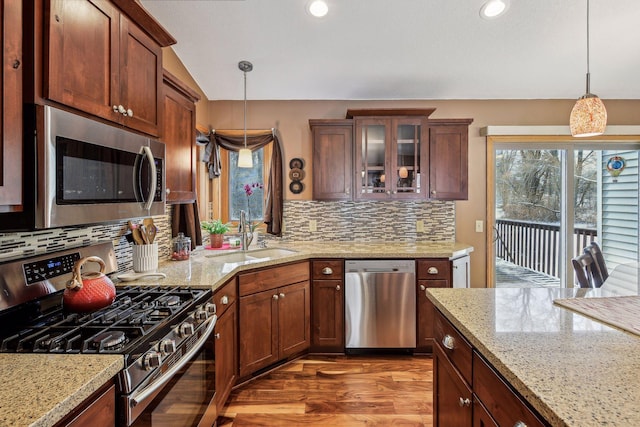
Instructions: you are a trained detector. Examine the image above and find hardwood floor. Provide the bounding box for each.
[218,354,433,426]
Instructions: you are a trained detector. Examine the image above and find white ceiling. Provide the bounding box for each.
[140,0,640,101]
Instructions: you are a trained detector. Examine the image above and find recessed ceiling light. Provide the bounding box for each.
[308,0,328,18]
[480,0,509,19]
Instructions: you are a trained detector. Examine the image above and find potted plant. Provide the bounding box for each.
[201,219,231,248]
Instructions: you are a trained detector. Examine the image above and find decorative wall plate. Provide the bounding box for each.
[289,168,305,181]
[289,158,304,170]
[289,181,304,194]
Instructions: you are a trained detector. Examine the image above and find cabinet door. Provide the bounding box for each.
[162,74,198,203]
[311,279,344,352]
[473,398,499,427]
[215,303,237,413]
[238,290,278,377]
[0,0,23,207]
[434,344,472,427]
[58,383,115,427]
[278,281,311,358]
[46,0,120,122]
[392,118,427,199]
[428,124,469,200]
[416,279,448,352]
[118,15,162,136]
[354,118,390,199]
[312,124,353,200]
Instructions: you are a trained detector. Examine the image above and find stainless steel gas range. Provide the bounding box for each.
[0,242,217,426]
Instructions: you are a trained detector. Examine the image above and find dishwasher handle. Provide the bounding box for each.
[361,268,399,273]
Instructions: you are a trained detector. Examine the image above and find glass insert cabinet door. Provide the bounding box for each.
[355,117,425,199]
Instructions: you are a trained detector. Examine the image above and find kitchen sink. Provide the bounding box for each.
[206,248,298,265]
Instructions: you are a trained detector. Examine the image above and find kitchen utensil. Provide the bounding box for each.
[63,256,116,313]
[143,218,157,243]
[128,220,145,245]
[139,225,150,244]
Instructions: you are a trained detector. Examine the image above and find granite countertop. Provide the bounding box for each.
[120,240,474,292]
[0,354,123,427]
[426,287,640,427]
[3,240,472,427]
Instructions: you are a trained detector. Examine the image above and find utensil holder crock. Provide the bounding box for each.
[132,243,159,273]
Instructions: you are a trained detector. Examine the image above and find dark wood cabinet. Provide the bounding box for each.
[428,120,473,200]
[416,259,451,352]
[434,344,473,427]
[0,0,23,210]
[238,262,310,378]
[212,278,238,415]
[311,260,344,353]
[162,70,200,203]
[54,381,115,427]
[309,120,353,200]
[46,0,172,136]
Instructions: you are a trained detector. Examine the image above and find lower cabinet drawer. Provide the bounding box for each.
[473,352,546,427]
[434,309,472,385]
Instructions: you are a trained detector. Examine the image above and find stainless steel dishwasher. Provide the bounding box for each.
[344,259,416,350]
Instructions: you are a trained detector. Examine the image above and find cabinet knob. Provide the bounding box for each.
[165,188,171,195]
[346,188,350,194]
[431,190,437,195]
[126,108,134,117]
[458,397,471,407]
[428,267,439,275]
[12,59,20,69]
[442,334,455,350]
[420,285,426,291]
[322,267,333,275]
[273,294,279,300]
[513,422,528,427]
[279,292,285,298]
[220,295,229,305]
[386,190,391,195]
[336,285,341,291]
[214,333,221,340]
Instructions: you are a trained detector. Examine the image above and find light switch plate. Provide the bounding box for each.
[475,220,483,233]
[309,220,317,232]
[416,220,425,232]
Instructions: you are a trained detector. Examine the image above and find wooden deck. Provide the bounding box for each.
[495,259,561,288]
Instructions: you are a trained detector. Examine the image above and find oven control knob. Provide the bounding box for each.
[195,309,209,322]
[159,339,176,354]
[179,322,195,337]
[205,302,217,314]
[143,351,162,370]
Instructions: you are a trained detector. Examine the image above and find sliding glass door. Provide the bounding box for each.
[491,140,639,288]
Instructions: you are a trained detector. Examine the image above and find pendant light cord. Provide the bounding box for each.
[243,69,247,148]
[585,0,591,93]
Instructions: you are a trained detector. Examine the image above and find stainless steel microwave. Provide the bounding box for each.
[1,105,165,230]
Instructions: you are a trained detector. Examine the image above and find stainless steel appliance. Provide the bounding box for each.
[1,105,165,230]
[0,243,217,426]
[344,259,416,350]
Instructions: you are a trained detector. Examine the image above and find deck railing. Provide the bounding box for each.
[494,219,597,278]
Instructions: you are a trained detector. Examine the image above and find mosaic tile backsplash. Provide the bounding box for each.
[278,200,455,242]
[0,200,454,271]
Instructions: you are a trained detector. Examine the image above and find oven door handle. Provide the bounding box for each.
[130,314,217,407]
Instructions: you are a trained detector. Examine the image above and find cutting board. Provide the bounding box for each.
[553,296,640,337]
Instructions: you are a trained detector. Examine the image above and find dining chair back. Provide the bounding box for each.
[583,242,609,284]
[571,251,604,288]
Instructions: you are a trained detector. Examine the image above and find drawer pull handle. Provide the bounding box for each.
[220,295,229,305]
[442,334,455,350]
[428,267,439,275]
[322,267,333,275]
[336,285,341,291]
[513,422,527,427]
[420,285,426,291]
[458,397,471,407]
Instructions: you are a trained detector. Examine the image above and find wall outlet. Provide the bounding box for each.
[416,220,425,232]
[309,220,317,232]
[475,220,483,233]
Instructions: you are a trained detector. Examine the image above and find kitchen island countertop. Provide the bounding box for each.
[426,287,640,427]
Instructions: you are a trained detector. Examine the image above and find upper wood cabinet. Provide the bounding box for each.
[309,119,353,200]
[0,0,23,211]
[45,0,174,136]
[162,70,199,204]
[428,119,473,200]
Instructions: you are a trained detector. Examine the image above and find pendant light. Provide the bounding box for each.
[569,0,607,138]
[237,60,253,168]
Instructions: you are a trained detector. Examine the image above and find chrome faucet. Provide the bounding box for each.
[239,210,253,251]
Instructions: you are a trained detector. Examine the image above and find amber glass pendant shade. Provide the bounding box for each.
[570,93,607,137]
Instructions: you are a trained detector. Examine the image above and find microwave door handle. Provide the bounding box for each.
[139,146,157,211]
